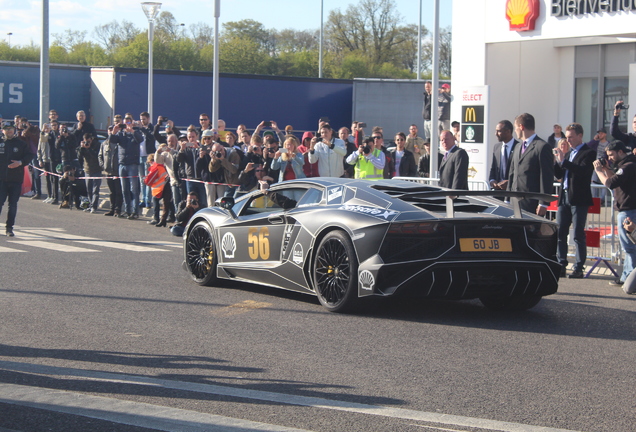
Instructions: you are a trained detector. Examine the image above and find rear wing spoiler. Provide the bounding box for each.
[379,188,555,219]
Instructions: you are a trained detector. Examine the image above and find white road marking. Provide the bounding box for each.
[7,241,100,253]
[138,240,182,248]
[0,361,582,432]
[19,229,99,241]
[74,240,169,252]
[0,246,26,253]
[0,383,314,432]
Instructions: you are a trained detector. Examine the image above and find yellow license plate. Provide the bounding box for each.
[459,238,512,252]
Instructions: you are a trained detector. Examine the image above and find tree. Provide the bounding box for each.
[273,29,318,54]
[422,26,452,78]
[189,23,214,50]
[222,19,270,47]
[52,29,87,51]
[219,37,268,74]
[325,0,409,65]
[93,20,141,53]
[155,11,185,43]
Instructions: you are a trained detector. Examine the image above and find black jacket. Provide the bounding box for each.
[137,123,156,155]
[438,146,469,190]
[78,140,102,174]
[388,148,417,177]
[604,154,636,211]
[56,134,77,165]
[610,115,636,150]
[553,143,595,207]
[175,200,197,227]
[422,92,432,121]
[0,136,33,183]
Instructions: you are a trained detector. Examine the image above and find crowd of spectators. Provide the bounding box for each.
[1,110,439,237]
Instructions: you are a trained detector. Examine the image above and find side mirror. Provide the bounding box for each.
[216,196,235,210]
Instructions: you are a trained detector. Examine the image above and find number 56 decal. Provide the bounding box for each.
[248,227,270,260]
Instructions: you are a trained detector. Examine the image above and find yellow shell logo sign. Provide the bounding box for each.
[506,0,540,32]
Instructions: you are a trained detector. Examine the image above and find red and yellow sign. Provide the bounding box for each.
[506,0,540,32]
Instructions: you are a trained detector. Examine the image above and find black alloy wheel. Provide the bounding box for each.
[186,221,218,286]
[313,230,359,312]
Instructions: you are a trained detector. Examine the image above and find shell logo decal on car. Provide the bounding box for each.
[222,232,237,259]
[359,270,375,291]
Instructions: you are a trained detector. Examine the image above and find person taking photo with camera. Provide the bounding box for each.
[170,191,200,237]
[593,140,636,287]
[610,100,636,152]
[346,133,386,180]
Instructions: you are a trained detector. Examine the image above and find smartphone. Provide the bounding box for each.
[320,117,330,123]
[279,148,288,153]
[263,121,272,127]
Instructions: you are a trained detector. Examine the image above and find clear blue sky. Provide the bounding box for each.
[2,0,452,48]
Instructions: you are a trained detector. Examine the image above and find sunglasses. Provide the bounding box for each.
[255,169,265,172]
[372,136,382,139]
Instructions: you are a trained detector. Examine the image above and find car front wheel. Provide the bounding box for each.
[185,221,218,286]
[313,230,359,312]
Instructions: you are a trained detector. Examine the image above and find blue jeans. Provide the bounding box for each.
[119,164,140,216]
[0,180,22,229]
[618,209,636,282]
[139,158,151,206]
[85,172,102,211]
[556,194,589,271]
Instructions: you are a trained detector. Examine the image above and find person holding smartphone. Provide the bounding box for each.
[271,136,305,183]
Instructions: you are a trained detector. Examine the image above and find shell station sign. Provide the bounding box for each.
[506,0,540,31]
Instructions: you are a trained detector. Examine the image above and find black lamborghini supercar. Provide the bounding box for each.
[183,178,560,312]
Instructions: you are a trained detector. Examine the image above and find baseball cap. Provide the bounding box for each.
[597,128,607,134]
[202,129,215,138]
[441,83,450,89]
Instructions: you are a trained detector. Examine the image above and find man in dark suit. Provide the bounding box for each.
[438,130,468,189]
[553,123,596,278]
[489,120,518,192]
[389,132,417,177]
[508,113,554,215]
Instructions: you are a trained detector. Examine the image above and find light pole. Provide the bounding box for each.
[319,0,323,78]
[141,2,162,121]
[212,0,220,131]
[7,32,12,48]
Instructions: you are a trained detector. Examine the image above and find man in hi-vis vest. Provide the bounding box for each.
[346,132,386,180]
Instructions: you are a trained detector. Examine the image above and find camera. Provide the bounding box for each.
[161,116,168,122]
[214,151,223,158]
[263,121,271,127]
[190,199,199,206]
[362,144,371,154]
[320,117,330,123]
[598,157,607,166]
[316,137,323,143]
[358,122,367,128]
[617,102,630,110]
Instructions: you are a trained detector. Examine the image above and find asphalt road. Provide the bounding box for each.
[0,197,635,432]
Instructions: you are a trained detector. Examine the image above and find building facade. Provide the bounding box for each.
[452,0,636,181]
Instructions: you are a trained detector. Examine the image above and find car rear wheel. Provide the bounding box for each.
[479,295,542,311]
[313,231,359,313]
[185,221,218,286]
